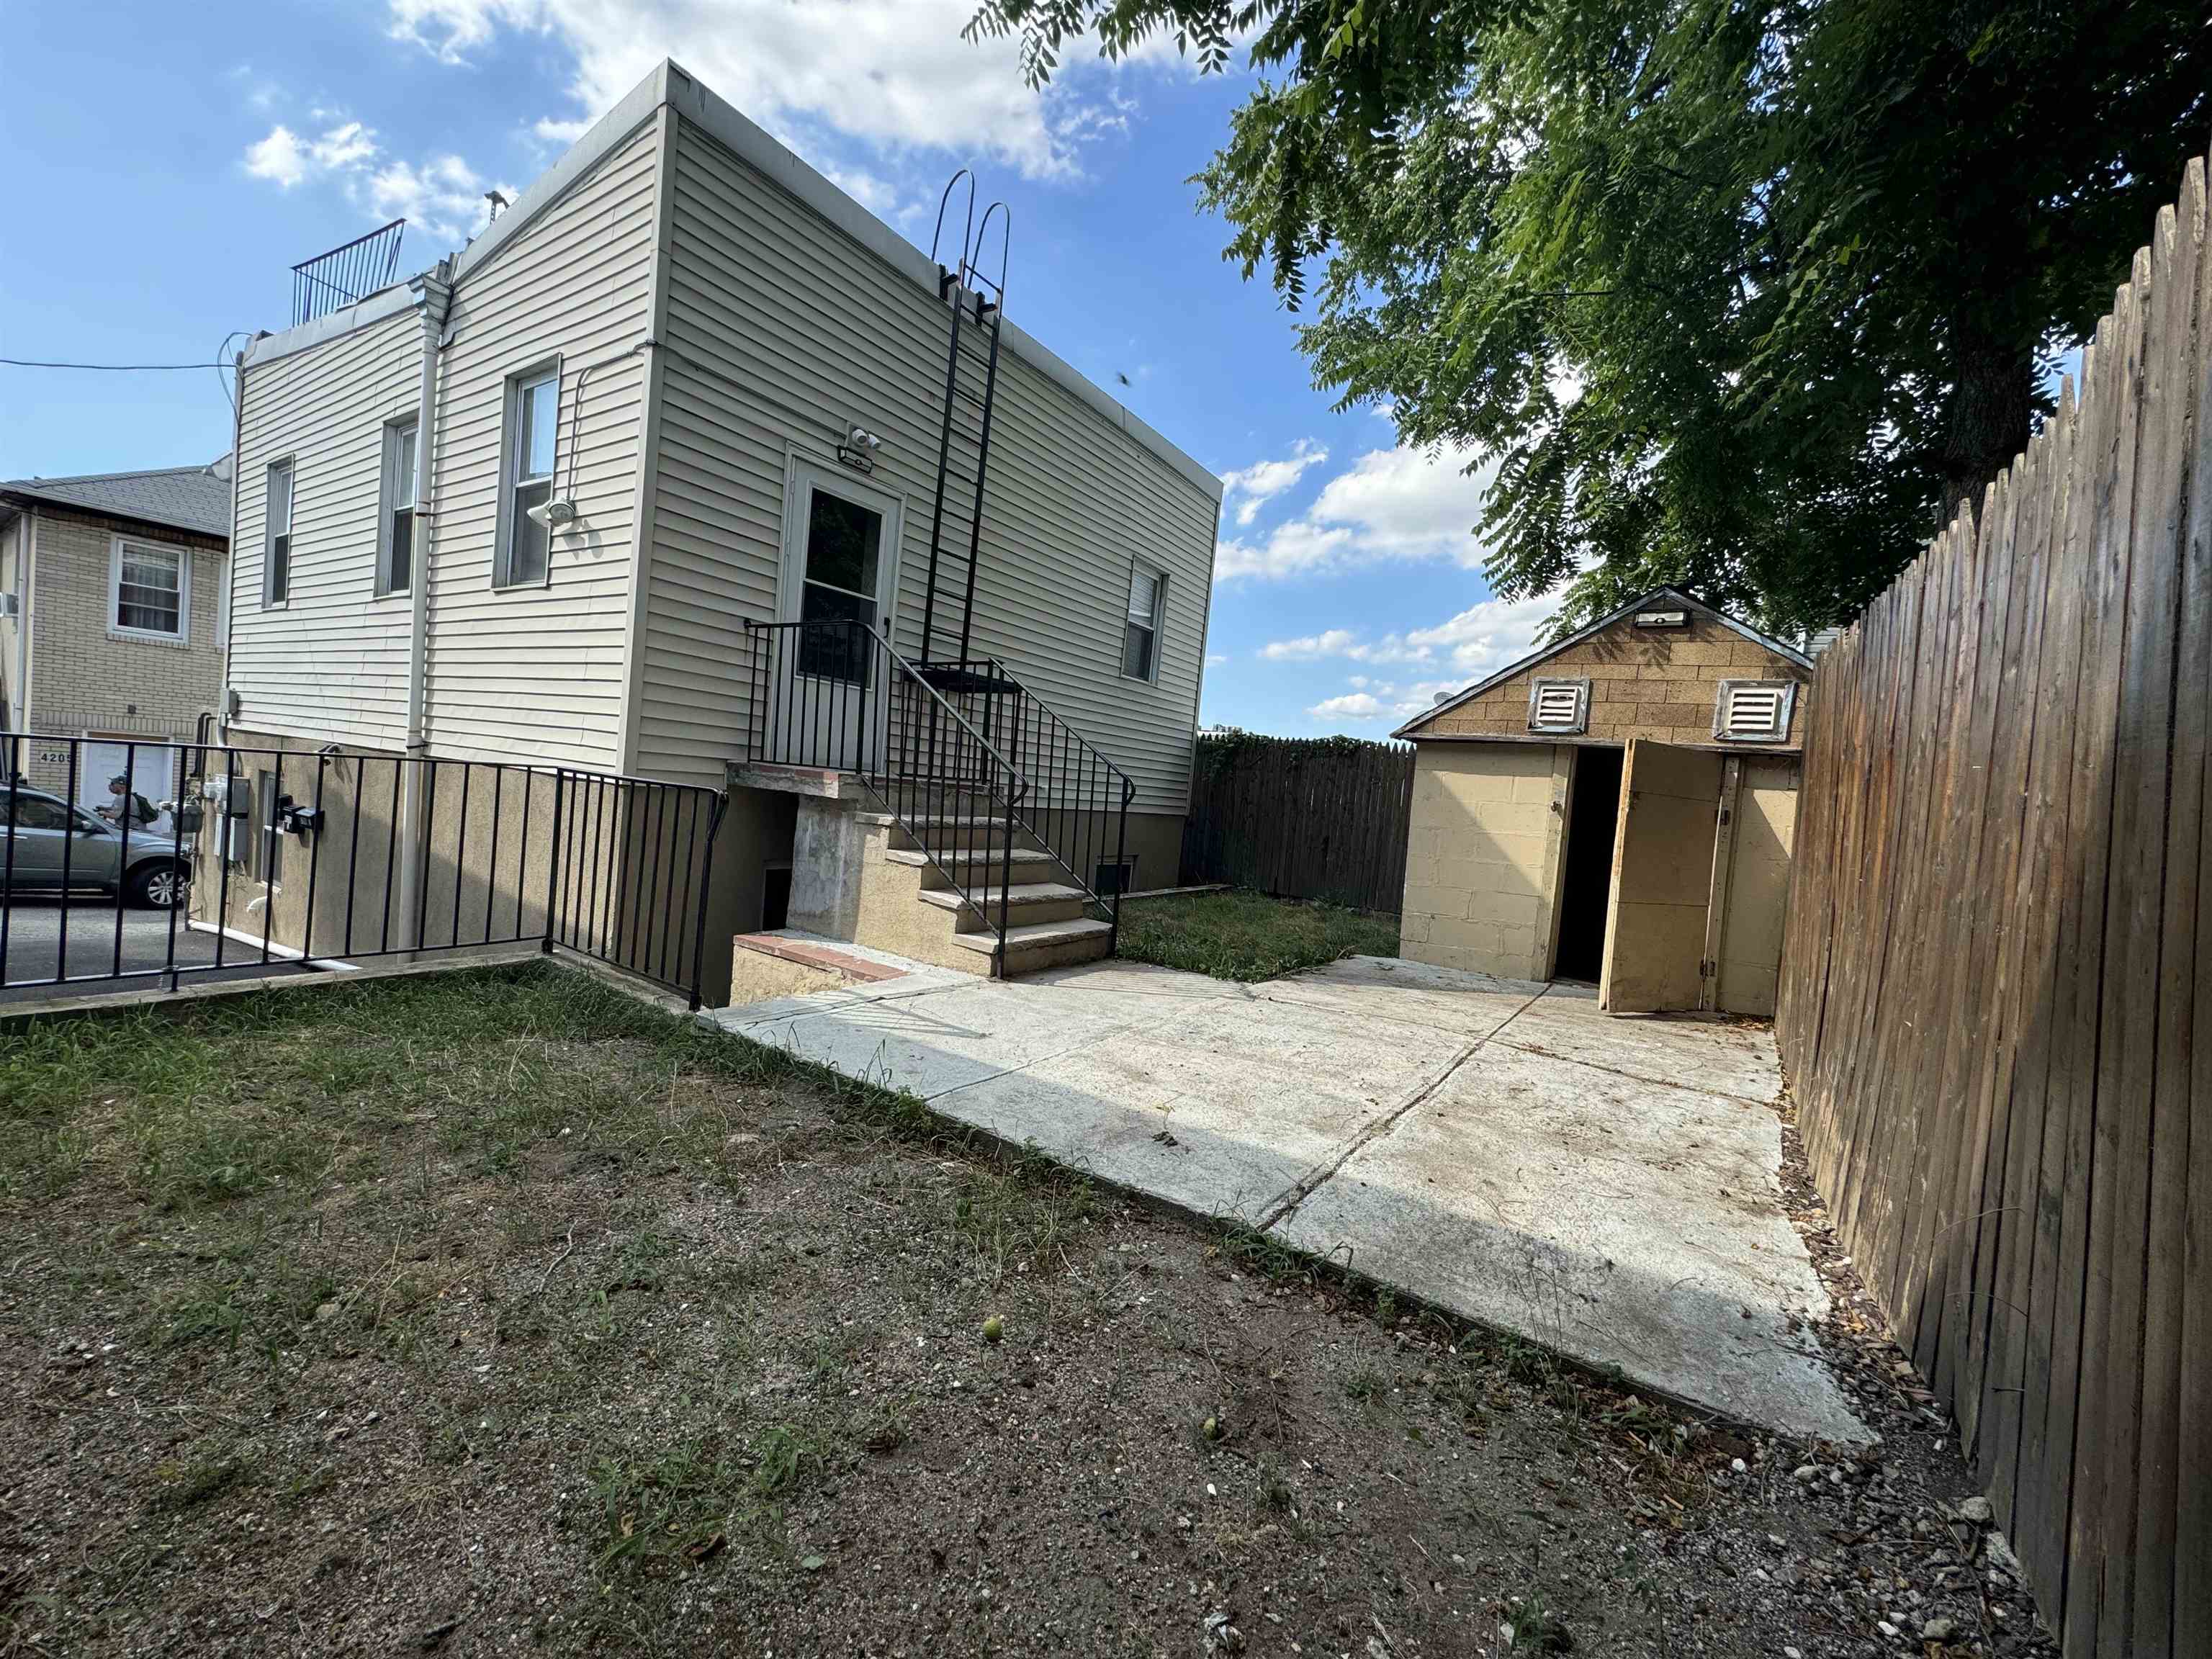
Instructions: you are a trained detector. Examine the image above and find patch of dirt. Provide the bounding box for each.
[0,970,2054,1656]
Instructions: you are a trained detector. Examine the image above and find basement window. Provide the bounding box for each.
[1714,679,1797,743]
[1527,677,1591,735]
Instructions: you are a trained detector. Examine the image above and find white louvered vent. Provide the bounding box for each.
[1714,679,1796,743]
[1527,677,1591,735]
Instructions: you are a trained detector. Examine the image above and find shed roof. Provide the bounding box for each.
[0,458,232,541]
[1392,586,1812,740]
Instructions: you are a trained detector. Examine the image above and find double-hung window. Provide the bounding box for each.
[1122,563,1164,682]
[264,459,294,605]
[379,417,418,596]
[498,365,559,588]
[111,537,188,641]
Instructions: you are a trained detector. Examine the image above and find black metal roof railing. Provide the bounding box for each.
[289,219,407,327]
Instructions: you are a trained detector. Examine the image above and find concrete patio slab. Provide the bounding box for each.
[705,947,1862,1442]
[1269,1040,1856,1440]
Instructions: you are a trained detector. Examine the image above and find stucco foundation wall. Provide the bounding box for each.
[1715,757,1798,1017]
[1398,742,1568,979]
[192,727,738,1001]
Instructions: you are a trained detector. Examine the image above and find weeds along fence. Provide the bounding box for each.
[0,735,727,1008]
[1179,733,1413,912]
[1776,157,2212,1659]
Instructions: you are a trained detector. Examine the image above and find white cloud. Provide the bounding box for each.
[1215,439,1499,582]
[1205,652,1228,668]
[1305,678,1467,726]
[366,155,510,241]
[241,117,511,245]
[1220,439,1327,526]
[1288,590,1568,729]
[385,0,1135,182]
[1308,692,1386,721]
[243,121,379,188]
[243,126,310,188]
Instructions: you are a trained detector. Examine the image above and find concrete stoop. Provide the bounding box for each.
[781,786,1111,979]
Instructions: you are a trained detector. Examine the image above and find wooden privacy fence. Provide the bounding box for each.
[1777,158,2211,1659]
[1179,733,1413,912]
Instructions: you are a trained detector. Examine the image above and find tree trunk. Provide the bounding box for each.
[1938,325,2036,530]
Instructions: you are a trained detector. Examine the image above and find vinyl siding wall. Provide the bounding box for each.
[229,305,423,750]
[422,114,662,770]
[637,114,1218,802]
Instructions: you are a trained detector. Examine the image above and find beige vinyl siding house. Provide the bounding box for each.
[229,305,421,752]
[219,60,1220,999]
[638,86,1217,823]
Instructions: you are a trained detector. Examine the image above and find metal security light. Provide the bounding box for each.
[837,425,882,474]
[525,497,578,531]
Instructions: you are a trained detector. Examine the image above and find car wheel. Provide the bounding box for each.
[127,861,186,909]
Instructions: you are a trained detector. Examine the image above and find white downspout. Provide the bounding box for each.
[394,262,454,953]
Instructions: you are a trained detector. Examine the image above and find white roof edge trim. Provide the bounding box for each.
[661,62,1221,504]
[241,282,421,369]
[1390,585,1814,740]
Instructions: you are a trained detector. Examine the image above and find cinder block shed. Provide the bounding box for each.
[1390,588,1814,1016]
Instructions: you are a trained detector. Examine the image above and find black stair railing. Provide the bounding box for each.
[742,618,1026,968]
[911,652,1135,953]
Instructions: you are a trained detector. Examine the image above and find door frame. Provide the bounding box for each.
[775,451,906,642]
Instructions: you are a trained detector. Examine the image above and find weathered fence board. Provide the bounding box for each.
[1779,158,2212,1659]
[1179,733,1413,912]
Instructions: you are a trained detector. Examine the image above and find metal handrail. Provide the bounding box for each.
[740,619,1029,799]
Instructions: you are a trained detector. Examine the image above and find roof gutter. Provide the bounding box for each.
[395,261,454,953]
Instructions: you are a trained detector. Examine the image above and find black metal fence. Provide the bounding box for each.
[742,619,1133,963]
[0,734,726,1007]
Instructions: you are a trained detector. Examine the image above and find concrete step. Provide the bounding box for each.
[882,845,1056,890]
[918,882,1090,932]
[881,814,1034,853]
[948,917,1114,976]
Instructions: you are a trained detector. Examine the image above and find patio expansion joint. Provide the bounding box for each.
[1249,983,1555,1236]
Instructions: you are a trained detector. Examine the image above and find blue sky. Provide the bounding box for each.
[0,0,1560,737]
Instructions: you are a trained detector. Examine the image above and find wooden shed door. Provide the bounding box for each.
[1599,739,1725,1013]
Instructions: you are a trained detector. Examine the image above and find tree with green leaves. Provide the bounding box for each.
[968,0,2208,634]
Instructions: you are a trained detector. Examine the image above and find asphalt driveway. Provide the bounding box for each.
[0,901,301,1004]
[713,945,1862,1442]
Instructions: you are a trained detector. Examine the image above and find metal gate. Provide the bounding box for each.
[0,734,727,1008]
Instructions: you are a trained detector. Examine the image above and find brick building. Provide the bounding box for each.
[1,460,232,817]
[1390,587,1813,1016]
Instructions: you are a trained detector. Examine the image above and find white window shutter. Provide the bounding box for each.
[1714,679,1797,742]
[1527,678,1591,734]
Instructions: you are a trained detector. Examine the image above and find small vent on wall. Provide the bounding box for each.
[1528,677,1591,735]
[1714,679,1797,743]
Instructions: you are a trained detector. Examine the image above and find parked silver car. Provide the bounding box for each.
[2,784,189,907]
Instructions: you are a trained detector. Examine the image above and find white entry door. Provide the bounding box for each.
[78,739,178,842]
[774,459,904,771]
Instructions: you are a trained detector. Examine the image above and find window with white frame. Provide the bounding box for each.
[379,416,418,596]
[1122,563,1164,681]
[264,459,294,605]
[111,537,188,640]
[497,365,559,588]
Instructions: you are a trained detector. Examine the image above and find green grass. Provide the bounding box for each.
[1113,889,1401,982]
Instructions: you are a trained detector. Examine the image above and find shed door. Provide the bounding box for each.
[1599,739,1725,1013]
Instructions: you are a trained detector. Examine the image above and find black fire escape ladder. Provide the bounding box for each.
[918,173,1011,679]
